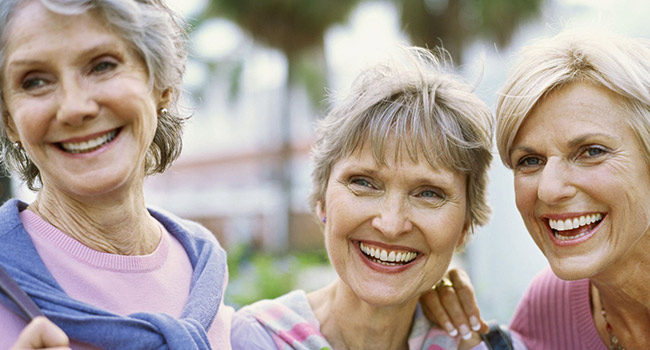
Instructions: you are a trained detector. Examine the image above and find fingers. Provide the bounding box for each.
[447,269,490,333]
[12,316,70,350]
[420,287,459,337]
[434,279,474,340]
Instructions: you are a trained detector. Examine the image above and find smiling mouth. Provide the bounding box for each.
[59,129,119,154]
[548,213,603,241]
[359,242,418,266]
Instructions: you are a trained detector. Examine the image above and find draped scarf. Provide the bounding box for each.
[0,199,227,349]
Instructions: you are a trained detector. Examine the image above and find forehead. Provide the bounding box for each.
[4,1,119,62]
[514,82,629,145]
[338,138,464,181]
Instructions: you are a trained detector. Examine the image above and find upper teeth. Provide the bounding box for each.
[359,242,417,263]
[549,213,603,231]
[61,130,118,153]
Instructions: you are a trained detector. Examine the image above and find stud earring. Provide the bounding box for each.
[159,108,169,117]
[13,141,22,150]
[321,217,326,223]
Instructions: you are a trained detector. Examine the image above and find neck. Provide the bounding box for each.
[590,234,650,348]
[307,279,417,350]
[30,185,160,256]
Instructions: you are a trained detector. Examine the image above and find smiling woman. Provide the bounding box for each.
[0,0,232,349]
[230,46,524,350]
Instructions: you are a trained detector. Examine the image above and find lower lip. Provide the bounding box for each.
[57,130,121,158]
[547,218,604,247]
[354,241,418,274]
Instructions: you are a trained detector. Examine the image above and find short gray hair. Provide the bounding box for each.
[310,46,493,234]
[497,30,650,168]
[0,0,188,190]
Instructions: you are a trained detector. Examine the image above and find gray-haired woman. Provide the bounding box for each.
[0,0,232,348]
[231,46,524,350]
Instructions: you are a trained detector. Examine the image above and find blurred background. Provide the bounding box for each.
[4,0,650,325]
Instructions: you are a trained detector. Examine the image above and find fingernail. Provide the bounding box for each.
[470,315,481,331]
[444,322,458,337]
[459,324,471,340]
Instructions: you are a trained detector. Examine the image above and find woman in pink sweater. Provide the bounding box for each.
[430,30,650,350]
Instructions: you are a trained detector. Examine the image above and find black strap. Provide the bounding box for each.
[480,320,514,350]
[0,264,43,321]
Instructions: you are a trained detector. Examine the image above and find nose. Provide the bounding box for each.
[56,73,99,126]
[371,194,413,238]
[537,157,577,205]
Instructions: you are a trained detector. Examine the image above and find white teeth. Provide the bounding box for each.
[359,242,417,264]
[60,129,118,154]
[549,213,603,232]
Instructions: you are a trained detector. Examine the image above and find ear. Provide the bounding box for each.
[456,217,472,248]
[316,200,326,222]
[157,88,173,111]
[3,111,19,142]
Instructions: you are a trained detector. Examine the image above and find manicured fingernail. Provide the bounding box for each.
[470,316,481,331]
[444,322,458,337]
[459,324,471,340]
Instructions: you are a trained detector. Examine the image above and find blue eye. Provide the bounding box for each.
[419,190,439,198]
[21,77,47,90]
[93,60,117,73]
[517,156,543,167]
[584,146,606,157]
[351,178,373,188]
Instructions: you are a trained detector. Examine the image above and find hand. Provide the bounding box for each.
[11,316,70,350]
[420,268,489,344]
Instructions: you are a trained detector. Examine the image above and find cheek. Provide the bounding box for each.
[514,176,536,215]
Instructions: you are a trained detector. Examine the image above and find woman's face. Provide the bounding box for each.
[320,138,468,306]
[510,82,650,280]
[1,1,164,200]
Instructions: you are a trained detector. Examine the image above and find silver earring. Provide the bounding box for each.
[159,108,169,117]
[13,141,22,150]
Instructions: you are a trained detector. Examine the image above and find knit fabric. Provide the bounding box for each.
[510,267,607,350]
[231,289,499,350]
[0,199,232,350]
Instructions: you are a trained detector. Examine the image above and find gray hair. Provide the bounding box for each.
[497,30,650,168]
[310,46,493,234]
[0,0,188,190]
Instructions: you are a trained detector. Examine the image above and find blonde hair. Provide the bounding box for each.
[496,30,650,167]
[310,46,493,233]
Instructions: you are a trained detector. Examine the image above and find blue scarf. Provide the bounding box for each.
[0,199,227,349]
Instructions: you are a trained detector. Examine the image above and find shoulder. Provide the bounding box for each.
[232,290,319,350]
[0,199,27,237]
[510,267,592,349]
[517,266,587,309]
[231,308,277,350]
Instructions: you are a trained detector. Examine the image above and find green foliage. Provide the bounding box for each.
[398,0,544,63]
[225,244,330,309]
[205,0,362,57]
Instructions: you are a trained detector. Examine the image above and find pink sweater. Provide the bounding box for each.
[510,267,606,350]
[0,209,234,350]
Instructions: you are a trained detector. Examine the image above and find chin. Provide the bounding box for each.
[547,256,603,281]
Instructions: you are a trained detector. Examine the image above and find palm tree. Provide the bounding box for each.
[202,0,362,251]
[398,0,544,64]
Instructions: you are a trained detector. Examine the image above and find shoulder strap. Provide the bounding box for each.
[479,320,514,350]
[0,264,43,320]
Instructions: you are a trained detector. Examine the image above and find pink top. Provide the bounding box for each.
[0,209,233,350]
[510,267,606,350]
